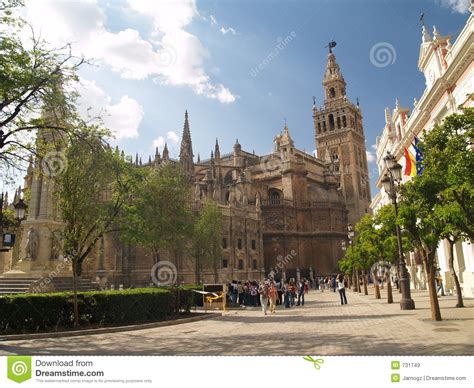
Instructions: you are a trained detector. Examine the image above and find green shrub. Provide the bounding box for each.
[180,284,204,307]
[0,287,193,335]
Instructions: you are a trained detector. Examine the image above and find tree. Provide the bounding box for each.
[56,128,134,326]
[192,199,223,284]
[417,108,474,307]
[398,178,443,321]
[121,163,194,283]
[1,0,86,173]
[353,214,379,296]
[374,204,414,304]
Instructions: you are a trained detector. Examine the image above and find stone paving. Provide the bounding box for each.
[0,287,473,356]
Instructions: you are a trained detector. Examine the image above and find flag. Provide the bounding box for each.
[404,147,416,177]
[412,136,424,175]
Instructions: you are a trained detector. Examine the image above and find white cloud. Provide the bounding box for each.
[76,79,143,139]
[210,14,217,26]
[371,144,377,150]
[23,0,236,104]
[439,0,470,13]
[366,150,376,163]
[167,131,180,143]
[220,26,236,35]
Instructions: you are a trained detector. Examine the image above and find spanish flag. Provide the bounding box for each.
[404,147,416,177]
[412,136,424,175]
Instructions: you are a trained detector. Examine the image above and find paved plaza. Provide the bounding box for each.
[1,287,473,356]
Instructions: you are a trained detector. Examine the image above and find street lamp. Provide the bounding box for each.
[13,198,27,221]
[382,151,415,310]
[347,224,358,292]
[0,192,28,251]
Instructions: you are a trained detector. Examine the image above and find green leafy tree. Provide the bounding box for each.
[398,178,443,321]
[192,199,223,284]
[374,204,414,303]
[0,0,86,173]
[417,108,474,307]
[121,163,194,283]
[56,128,134,326]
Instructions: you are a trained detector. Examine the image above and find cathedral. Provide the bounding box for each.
[0,49,371,289]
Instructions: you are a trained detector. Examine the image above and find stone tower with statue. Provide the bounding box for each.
[313,42,372,225]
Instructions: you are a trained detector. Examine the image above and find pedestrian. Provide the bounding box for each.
[283,282,291,308]
[296,278,305,306]
[314,277,320,292]
[435,269,446,296]
[337,273,348,305]
[277,279,283,305]
[250,281,258,306]
[269,281,279,313]
[237,281,244,305]
[331,276,337,292]
[258,280,270,315]
[289,280,296,306]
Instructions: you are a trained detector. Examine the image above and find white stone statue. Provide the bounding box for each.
[25,227,39,260]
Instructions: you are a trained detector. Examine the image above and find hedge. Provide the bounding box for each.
[0,287,193,335]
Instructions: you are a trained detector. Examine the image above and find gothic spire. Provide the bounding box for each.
[179,110,194,175]
[154,146,161,163]
[163,143,169,161]
[214,138,220,161]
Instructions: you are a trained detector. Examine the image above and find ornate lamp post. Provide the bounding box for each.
[0,193,28,251]
[381,151,415,310]
[347,223,358,292]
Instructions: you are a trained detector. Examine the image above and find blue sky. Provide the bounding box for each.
[24,0,471,195]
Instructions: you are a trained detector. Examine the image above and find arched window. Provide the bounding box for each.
[329,87,336,98]
[269,189,282,205]
[329,114,335,131]
[225,191,230,204]
[322,122,327,132]
[337,116,341,129]
[342,115,347,127]
[318,123,321,133]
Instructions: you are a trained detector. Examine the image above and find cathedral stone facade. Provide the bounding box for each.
[1,50,371,288]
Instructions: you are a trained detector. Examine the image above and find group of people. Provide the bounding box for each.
[228,274,348,315]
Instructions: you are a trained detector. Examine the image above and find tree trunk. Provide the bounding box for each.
[426,250,442,321]
[447,239,464,308]
[195,255,201,285]
[72,259,79,327]
[362,269,368,295]
[386,270,393,304]
[352,268,357,292]
[356,270,361,293]
[175,248,180,316]
[373,271,381,299]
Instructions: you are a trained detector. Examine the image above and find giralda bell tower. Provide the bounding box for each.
[313,43,372,225]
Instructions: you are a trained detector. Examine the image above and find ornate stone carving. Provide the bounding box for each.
[25,227,39,261]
